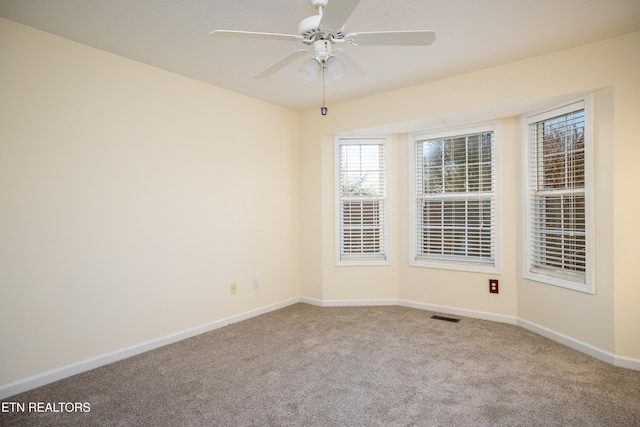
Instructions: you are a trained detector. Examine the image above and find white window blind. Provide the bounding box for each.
[525,101,591,290]
[336,139,388,264]
[412,126,496,270]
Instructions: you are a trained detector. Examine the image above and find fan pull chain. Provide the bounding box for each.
[321,64,328,115]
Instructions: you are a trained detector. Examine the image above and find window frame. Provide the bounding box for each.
[335,136,391,266]
[522,96,594,293]
[409,123,500,274]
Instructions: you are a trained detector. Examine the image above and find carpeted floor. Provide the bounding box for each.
[2,303,640,426]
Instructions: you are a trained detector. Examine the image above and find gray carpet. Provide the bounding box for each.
[2,303,640,426]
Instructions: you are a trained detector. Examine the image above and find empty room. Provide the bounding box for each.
[1,0,639,425]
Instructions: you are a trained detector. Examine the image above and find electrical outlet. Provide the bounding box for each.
[230,283,237,295]
[489,279,499,294]
[253,278,259,290]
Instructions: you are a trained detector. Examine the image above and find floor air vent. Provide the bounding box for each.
[431,315,461,323]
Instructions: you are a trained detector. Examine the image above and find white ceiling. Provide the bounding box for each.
[1,0,639,111]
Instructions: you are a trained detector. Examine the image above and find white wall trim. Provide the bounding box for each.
[614,354,640,371]
[517,318,614,364]
[301,298,640,371]
[319,298,399,307]
[299,296,324,306]
[3,296,638,399]
[398,299,518,325]
[300,297,399,307]
[0,297,301,400]
[517,318,640,371]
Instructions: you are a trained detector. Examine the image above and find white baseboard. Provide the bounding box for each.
[301,297,399,307]
[517,318,640,371]
[398,299,518,325]
[301,297,517,324]
[614,354,640,371]
[0,297,301,400]
[301,297,640,371]
[517,318,615,365]
[299,296,323,306]
[3,296,639,400]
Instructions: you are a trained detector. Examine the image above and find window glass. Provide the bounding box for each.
[336,138,389,265]
[525,101,591,291]
[411,126,497,271]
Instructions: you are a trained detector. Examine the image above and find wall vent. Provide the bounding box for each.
[431,315,461,323]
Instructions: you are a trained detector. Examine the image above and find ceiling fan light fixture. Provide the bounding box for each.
[326,55,347,81]
[299,57,321,82]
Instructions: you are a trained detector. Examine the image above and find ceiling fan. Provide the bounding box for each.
[210,0,436,84]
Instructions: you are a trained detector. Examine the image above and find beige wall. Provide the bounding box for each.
[0,19,300,387]
[299,32,640,360]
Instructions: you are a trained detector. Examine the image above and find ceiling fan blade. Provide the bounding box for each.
[346,30,436,46]
[254,48,310,79]
[210,30,303,42]
[319,0,361,30]
[333,50,365,78]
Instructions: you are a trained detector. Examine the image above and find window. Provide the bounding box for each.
[523,98,593,293]
[410,125,498,272]
[335,137,389,265]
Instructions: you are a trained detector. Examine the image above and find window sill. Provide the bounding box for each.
[410,258,499,274]
[336,258,391,267]
[523,271,594,294]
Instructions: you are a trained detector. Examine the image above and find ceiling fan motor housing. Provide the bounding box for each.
[299,0,346,42]
[299,14,346,43]
[298,15,322,39]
